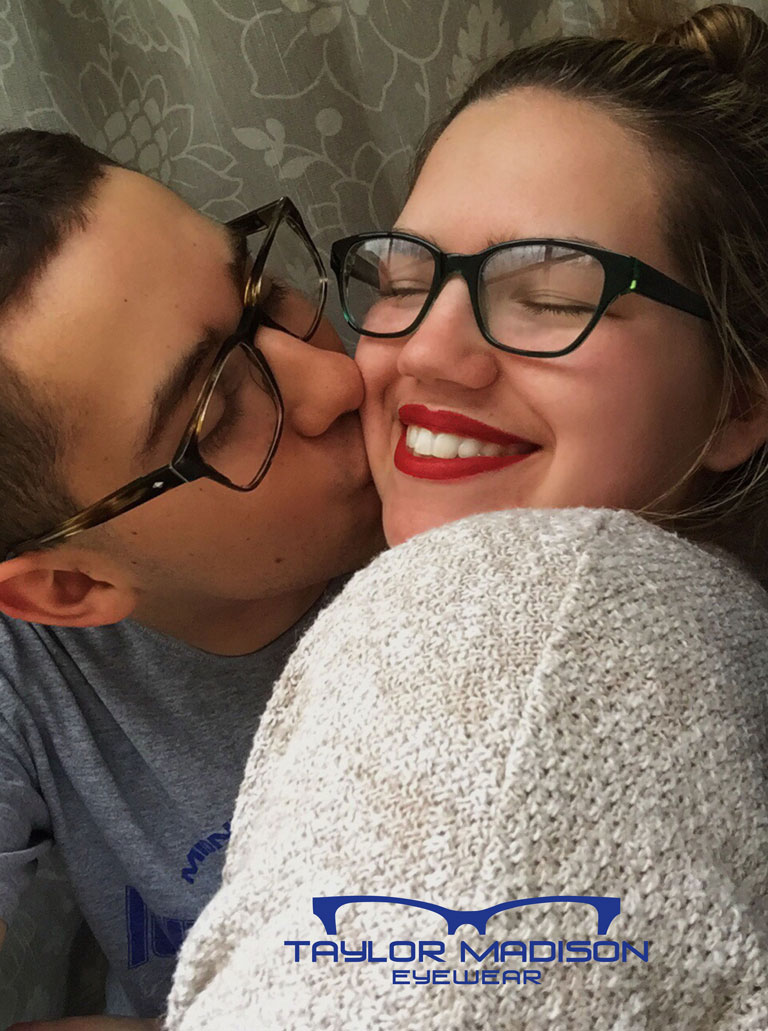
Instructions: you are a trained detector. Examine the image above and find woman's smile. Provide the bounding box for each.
[395,403,539,480]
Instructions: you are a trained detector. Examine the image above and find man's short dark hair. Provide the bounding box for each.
[0,129,117,559]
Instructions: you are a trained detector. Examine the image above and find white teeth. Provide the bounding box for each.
[432,433,462,459]
[481,442,502,457]
[415,427,433,456]
[458,438,484,459]
[405,424,521,459]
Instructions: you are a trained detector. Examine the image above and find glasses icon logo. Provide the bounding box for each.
[312,893,621,937]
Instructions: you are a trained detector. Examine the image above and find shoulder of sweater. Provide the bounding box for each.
[307,508,767,642]
[358,507,759,590]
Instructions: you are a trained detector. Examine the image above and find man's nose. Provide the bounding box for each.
[257,326,364,438]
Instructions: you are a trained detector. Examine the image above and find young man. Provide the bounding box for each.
[0,129,382,1025]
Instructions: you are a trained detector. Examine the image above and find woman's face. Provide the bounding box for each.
[356,88,730,546]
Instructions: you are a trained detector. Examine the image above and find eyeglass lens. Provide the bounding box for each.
[252,217,324,340]
[341,236,606,353]
[196,344,280,488]
[194,214,324,488]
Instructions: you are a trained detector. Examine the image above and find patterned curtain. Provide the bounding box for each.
[1,0,766,1024]
[0,0,626,340]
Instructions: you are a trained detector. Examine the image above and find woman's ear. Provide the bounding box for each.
[0,549,137,626]
[702,372,768,473]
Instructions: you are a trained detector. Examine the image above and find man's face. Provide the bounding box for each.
[6,168,382,602]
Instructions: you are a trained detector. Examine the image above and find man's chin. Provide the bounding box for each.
[339,503,387,573]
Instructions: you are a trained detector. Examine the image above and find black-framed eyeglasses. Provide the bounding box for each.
[331,232,710,358]
[5,196,327,561]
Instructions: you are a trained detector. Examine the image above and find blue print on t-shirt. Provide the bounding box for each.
[125,885,195,968]
[180,820,232,884]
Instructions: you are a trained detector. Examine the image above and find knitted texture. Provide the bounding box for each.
[165,508,768,1030]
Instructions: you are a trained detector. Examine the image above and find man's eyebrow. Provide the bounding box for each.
[137,226,250,462]
[224,223,250,293]
[138,326,222,462]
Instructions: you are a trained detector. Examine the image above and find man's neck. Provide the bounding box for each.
[129,580,330,656]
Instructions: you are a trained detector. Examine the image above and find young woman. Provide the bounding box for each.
[166,5,768,1029]
[347,2,768,565]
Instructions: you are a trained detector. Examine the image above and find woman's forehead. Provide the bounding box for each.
[401,88,670,266]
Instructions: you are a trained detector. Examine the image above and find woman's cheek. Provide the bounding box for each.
[354,342,389,482]
[355,338,392,410]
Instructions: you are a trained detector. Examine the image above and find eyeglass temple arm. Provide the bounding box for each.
[227,198,309,239]
[349,259,381,290]
[631,259,710,320]
[4,467,191,560]
[227,196,294,235]
[227,209,272,234]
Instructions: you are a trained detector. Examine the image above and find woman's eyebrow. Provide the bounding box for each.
[391,225,439,244]
[393,227,604,250]
[483,233,604,249]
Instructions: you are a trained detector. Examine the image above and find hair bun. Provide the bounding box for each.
[620,3,768,87]
[663,4,768,85]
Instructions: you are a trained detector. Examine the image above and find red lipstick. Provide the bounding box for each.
[399,405,533,445]
[395,404,538,481]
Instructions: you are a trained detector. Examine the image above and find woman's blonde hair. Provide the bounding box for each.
[413,3,768,578]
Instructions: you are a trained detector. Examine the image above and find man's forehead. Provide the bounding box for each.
[78,166,231,286]
[3,166,243,494]
[7,167,236,379]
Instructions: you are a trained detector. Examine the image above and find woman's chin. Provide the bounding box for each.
[378,459,542,546]
[382,501,491,547]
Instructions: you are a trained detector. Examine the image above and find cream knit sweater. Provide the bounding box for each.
[165,509,768,1030]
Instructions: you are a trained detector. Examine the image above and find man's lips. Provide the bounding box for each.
[394,404,539,481]
[310,411,373,489]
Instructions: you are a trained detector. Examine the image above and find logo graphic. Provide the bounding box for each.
[313,894,621,936]
[285,892,650,987]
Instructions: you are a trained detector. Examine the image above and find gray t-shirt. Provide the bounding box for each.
[0,581,343,1018]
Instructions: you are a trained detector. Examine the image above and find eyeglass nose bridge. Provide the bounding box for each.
[416,249,489,337]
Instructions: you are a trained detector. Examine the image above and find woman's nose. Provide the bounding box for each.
[395,278,499,390]
[257,322,364,438]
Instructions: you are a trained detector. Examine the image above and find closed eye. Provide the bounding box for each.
[519,300,596,317]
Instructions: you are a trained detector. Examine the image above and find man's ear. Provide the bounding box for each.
[702,374,768,473]
[0,549,138,627]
